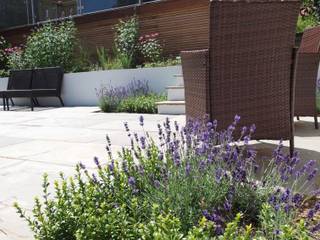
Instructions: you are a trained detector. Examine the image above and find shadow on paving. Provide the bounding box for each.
[294,120,320,137]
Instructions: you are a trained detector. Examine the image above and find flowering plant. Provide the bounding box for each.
[0,36,10,70]
[139,33,163,64]
[6,46,26,70]
[97,80,164,114]
[15,116,320,239]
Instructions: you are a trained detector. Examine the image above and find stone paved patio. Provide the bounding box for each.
[0,107,319,239]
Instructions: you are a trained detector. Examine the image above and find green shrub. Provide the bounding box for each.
[23,20,76,71]
[117,94,165,113]
[71,46,92,73]
[297,15,318,33]
[144,57,181,68]
[114,16,139,68]
[297,0,320,33]
[14,117,320,239]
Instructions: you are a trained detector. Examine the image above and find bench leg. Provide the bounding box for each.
[296,116,300,120]
[10,98,14,106]
[315,115,319,130]
[6,98,9,111]
[58,96,64,107]
[2,97,6,111]
[30,98,34,111]
[34,98,40,106]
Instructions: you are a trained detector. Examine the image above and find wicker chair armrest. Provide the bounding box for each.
[181,49,210,119]
[181,49,209,67]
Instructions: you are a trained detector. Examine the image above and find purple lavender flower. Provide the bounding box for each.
[250,124,256,133]
[124,122,129,132]
[308,209,315,219]
[94,157,101,169]
[156,151,163,161]
[307,168,318,181]
[173,151,181,167]
[154,180,161,188]
[292,193,303,206]
[215,168,223,183]
[108,160,115,172]
[223,200,232,211]
[234,115,241,124]
[185,162,191,176]
[274,229,281,235]
[128,176,136,187]
[312,224,320,233]
[199,160,206,171]
[244,135,250,145]
[79,162,86,170]
[139,115,144,127]
[106,134,111,146]
[241,126,247,136]
[140,136,146,149]
[92,173,98,183]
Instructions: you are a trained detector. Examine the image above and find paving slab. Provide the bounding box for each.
[0,107,318,239]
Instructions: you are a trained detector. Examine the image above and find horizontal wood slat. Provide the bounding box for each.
[0,0,210,57]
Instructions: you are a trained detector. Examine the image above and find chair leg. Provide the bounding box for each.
[296,116,300,120]
[315,115,319,130]
[289,136,294,158]
[30,98,34,111]
[58,96,64,107]
[10,98,14,106]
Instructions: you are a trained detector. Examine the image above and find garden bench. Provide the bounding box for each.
[1,67,64,111]
[0,69,33,111]
[181,0,300,155]
[294,26,320,129]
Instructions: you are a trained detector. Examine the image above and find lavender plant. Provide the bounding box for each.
[14,116,320,239]
[96,80,165,113]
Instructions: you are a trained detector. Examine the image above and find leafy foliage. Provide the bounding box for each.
[15,116,320,239]
[144,57,181,68]
[114,16,139,68]
[0,36,10,70]
[23,21,77,71]
[297,0,320,33]
[117,94,165,113]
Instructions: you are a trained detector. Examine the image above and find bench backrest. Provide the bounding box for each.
[7,69,33,90]
[32,67,64,94]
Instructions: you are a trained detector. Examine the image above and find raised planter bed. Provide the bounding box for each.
[0,66,182,107]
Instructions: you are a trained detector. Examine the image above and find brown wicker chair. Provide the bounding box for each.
[181,0,300,154]
[295,26,320,129]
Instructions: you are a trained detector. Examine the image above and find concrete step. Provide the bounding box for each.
[156,101,185,115]
[174,74,184,86]
[166,85,185,101]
